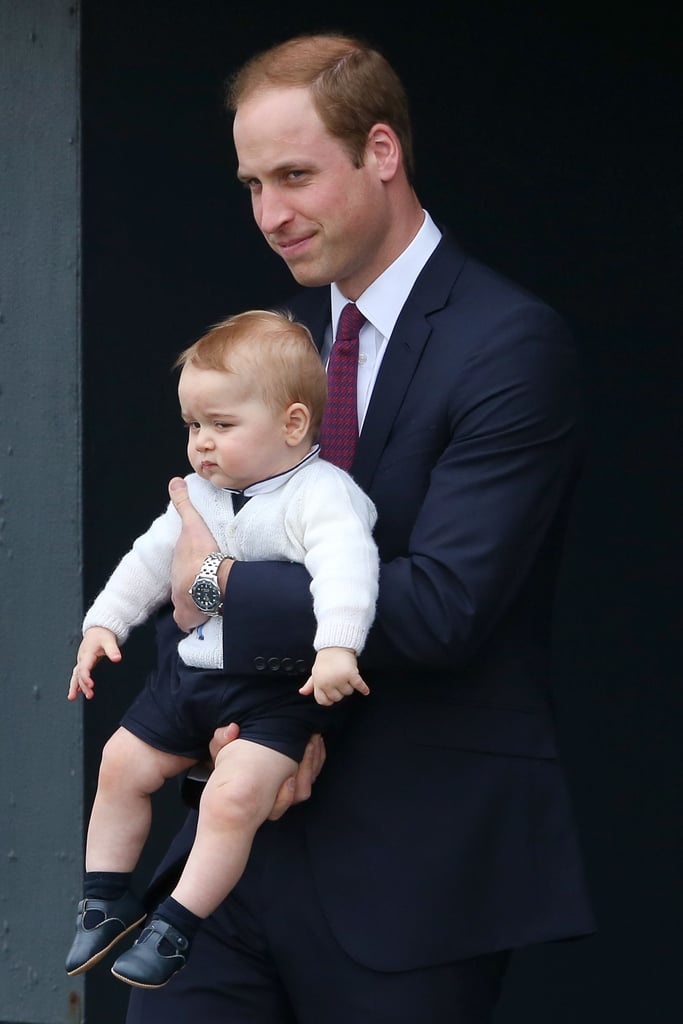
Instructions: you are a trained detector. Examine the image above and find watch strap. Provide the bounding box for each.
[195,551,229,582]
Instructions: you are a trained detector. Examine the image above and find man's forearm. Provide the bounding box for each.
[221,560,316,675]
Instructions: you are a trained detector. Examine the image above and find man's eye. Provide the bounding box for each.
[215,422,230,430]
[183,422,200,431]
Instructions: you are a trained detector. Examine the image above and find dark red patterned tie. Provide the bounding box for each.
[319,303,366,471]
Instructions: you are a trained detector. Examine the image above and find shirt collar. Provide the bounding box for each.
[224,445,320,498]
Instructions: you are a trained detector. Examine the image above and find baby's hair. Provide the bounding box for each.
[175,310,328,438]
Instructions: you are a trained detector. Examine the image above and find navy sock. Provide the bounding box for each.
[153,896,202,955]
[83,871,133,902]
[83,871,133,928]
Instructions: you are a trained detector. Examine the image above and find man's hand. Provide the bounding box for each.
[68,626,121,701]
[209,724,326,820]
[168,476,232,631]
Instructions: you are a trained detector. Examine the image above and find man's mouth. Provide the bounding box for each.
[272,233,313,258]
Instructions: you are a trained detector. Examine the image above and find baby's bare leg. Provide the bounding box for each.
[171,738,297,918]
[86,727,197,872]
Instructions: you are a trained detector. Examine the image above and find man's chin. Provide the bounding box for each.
[285,261,331,289]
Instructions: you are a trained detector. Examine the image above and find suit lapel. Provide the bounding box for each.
[353,234,467,491]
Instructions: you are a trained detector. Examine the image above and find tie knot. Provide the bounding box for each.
[336,303,366,343]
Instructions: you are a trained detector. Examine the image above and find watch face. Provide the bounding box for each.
[190,579,221,613]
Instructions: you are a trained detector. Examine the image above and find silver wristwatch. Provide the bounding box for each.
[188,551,230,616]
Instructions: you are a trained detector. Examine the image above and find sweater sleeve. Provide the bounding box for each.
[291,467,379,653]
[82,502,181,642]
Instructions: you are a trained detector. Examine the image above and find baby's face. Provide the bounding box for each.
[178,362,291,491]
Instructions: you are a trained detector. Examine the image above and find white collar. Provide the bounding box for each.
[224,445,319,498]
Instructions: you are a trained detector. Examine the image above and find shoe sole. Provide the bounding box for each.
[110,963,185,989]
[66,915,147,977]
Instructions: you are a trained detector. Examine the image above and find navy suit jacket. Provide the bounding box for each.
[158,231,595,968]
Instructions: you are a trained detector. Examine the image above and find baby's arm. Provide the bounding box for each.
[68,626,122,701]
[69,494,184,703]
[296,471,378,643]
[82,498,182,641]
[299,647,370,706]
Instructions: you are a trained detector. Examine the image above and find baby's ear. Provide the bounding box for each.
[284,402,311,444]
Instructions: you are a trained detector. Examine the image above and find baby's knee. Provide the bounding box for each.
[98,729,160,794]
[200,773,265,830]
[97,732,131,788]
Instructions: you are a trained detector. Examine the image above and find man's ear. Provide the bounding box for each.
[367,123,401,181]
[284,402,311,445]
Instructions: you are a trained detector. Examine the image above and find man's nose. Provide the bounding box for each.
[256,186,293,234]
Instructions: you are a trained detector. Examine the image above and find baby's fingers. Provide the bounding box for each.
[299,677,314,696]
[352,675,370,696]
[68,667,94,701]
[67,671,80,701]
[101,636,122,663]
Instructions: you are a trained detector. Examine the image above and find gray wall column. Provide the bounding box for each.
[0,3,83,1022]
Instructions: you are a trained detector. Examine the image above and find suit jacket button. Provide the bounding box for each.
[294,659,307,674]
[267,657,280,671]
[254,657,266,671]
[281,658,294,673]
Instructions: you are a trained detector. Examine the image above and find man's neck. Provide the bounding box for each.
[336,190,425,301]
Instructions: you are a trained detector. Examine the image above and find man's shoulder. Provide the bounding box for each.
[432,229,561,314]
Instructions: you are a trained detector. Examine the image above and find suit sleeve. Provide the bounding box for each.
[222,560,317,674]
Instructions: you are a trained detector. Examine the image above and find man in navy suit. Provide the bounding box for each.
[126,32,594,1023]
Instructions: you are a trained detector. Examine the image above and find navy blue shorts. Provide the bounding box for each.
[121,654,345,763]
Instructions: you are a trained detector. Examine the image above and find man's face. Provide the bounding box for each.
[233,87,393,299]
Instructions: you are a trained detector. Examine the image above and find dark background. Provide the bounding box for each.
[80,2,680,1021]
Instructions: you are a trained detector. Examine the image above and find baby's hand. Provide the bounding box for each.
[299,648,370,707]
[67,626,121,701]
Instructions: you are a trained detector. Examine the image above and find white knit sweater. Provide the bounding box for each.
[82,452,379,670]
